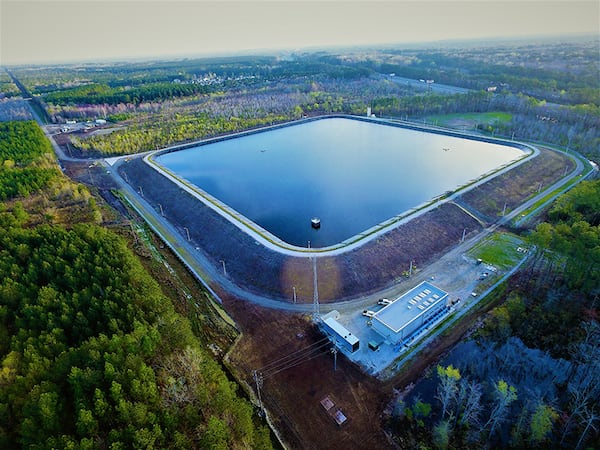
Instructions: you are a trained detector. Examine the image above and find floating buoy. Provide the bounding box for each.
[311,217,321,229]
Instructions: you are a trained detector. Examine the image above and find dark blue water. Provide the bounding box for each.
[156,118,525,248]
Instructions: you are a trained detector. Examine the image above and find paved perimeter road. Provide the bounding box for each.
[108,143,592,315]
[26,96,596,313]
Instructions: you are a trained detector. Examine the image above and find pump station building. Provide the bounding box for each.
[371,281,448,344]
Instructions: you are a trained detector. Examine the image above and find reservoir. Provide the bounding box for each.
[154,117,526,248]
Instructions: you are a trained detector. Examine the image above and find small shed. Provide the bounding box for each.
[321,317,359,353]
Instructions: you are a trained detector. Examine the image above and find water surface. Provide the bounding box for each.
[156,118,525,247]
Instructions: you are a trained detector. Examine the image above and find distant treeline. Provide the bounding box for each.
[43,82,214,106]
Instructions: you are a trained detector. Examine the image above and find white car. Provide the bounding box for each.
[377,298,392,305]
[362,310,376,318]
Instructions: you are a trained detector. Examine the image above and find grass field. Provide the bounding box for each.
[424,111,512,129]
[467,232,526,270]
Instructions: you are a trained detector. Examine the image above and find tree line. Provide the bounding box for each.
[43,82,214,107]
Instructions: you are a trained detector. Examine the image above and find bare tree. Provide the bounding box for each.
[575,405,600,450]
[457,379,483,429]
[482,380,518,441]
[435,365,461,419]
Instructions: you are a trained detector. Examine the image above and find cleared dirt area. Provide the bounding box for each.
[223,296,394,450]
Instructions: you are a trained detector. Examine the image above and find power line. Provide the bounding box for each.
[256,337,329,373]
[262,342,331,380]
[313,256,320,317]
[251,334,337,415]
[260,340,332,379]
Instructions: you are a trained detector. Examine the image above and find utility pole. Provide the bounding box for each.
[409,260,414,277]
[138,186,143,196]
[502,202,507,216]
[313,256,319,317]
[252,371,264,415]
[293,286,297,304]
[219,259,226,276]
[158,203,164,216]
[184,227,190,241]
[331,342,338,372]
[461,228,467,243]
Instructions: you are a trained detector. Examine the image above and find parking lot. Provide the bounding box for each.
[321,235,528,378]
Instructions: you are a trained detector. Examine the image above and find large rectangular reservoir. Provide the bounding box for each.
[154,117,527,248]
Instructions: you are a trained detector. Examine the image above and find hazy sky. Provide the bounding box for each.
[1,0,598,65]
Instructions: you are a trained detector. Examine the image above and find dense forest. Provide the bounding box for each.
[0,121,58,200]
[43,82,215,106]
[0,121,273,448]
[389,180,600,449]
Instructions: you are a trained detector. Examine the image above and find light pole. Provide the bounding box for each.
[184,227,190,241]
[219,259,226,276]
[293,286,297,304]
[138,186,143,196]
[331,342,338,372]
[158,203,164,216]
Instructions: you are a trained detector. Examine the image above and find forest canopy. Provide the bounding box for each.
[0,121,273,449]
[0,121,58,201]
